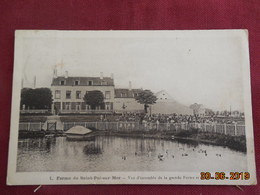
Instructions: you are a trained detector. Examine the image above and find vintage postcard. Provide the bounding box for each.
[7,30,256,185]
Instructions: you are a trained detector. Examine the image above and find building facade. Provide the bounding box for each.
[51,74,115,114]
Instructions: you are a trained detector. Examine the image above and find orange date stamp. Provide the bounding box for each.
[200,172,250,180]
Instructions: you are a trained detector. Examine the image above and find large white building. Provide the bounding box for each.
[51,72,115,114]
[51,72,144,114]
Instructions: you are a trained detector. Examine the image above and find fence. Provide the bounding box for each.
[19,121,245,136]
[20,109,51,114]
[19,122,43,131]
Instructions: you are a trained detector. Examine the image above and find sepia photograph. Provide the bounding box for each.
[7,30,256,185]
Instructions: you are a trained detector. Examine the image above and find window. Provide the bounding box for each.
[76,102,81,111]
[74,80,79,86]
[105,91,111,99]
[76,91,81,99]
[101,81,107,85]
[65,102,70,110]
[88,81,93,86]
[60,80,65,85]
[106,102,111,110]
[66,91,71,99]
[55,90,61,99]
[121,93,126,97]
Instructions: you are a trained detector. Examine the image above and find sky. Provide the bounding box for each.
[19,30,248,111]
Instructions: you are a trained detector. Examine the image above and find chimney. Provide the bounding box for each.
[53,68,58,78]
[33,76,36,89]
[129,81,132,91]
[100,72,104,80]
[65,71,68,78]
[110,73,114,79]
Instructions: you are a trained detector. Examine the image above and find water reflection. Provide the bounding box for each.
[17,136,247,172]
[18,137,56,153]
[83,143,102,155]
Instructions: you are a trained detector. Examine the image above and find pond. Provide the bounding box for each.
[17,136,247,172]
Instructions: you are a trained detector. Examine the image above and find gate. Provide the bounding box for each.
[47,122,57,131]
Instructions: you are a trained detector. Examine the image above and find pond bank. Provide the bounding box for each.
[92,129,247,153]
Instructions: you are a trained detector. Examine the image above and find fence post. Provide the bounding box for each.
[39,122,42,130]
[214,123,217,133]
[224,123,227,135]
[95,122,98,129]
[28,122,30,131]
[234,123,237,136]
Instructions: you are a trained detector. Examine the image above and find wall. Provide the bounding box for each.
[114,98,144,112]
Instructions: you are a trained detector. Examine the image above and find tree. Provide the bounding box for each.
[20,88,31,109]
[83,90,105,110]
[135,90,157,113]
[20,88,53,109]
[189,103,202,116]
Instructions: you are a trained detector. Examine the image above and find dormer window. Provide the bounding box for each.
[74,80,79,86]
[60,80,65,85]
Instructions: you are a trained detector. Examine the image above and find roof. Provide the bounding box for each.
[155,90,174,101]
[51,76,114,86]
[115,88,143,98]
[65,126,92,135]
